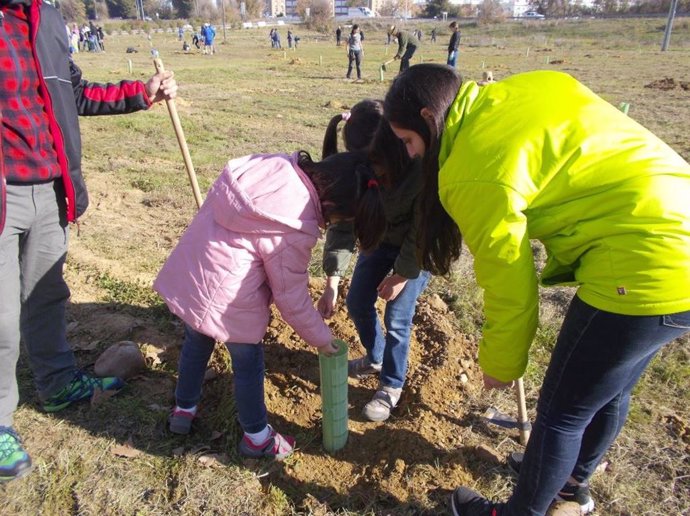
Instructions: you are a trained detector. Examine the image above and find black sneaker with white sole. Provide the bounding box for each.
[506,452,595,514]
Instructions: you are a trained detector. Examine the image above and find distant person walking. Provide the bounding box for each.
[201,23,216,54]
[272,28,281,49]
[287,29,294,48]
[336,25,342,46]
[430,28,437,43]
[346,24,363,80]
[389,25,420,73]
[447,21,460,68]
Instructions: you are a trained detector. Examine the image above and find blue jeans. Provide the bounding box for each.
[447,50,457,67]
[175,325,267,434]
[505,295,690,515]
[345,244,431,389]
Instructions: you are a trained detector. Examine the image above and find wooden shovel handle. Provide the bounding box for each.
[153,58,203,210]
[515,377,530,446]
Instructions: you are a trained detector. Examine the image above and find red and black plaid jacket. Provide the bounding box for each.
[0,0,152,234]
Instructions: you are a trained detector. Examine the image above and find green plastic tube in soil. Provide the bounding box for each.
[319,339,349,452]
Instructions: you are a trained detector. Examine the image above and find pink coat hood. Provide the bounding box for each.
[154,152,333,348]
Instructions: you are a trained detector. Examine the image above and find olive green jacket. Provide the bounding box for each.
[323,160,423,279]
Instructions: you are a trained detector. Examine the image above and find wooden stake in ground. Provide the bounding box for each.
[152,57,203,210]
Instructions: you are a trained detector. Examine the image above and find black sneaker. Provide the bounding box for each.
[506,452,595,514]
[451,487,505,516]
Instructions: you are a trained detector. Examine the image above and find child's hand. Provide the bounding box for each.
[377,274,408,301]
[319,340,340,356]
[317,276,340,319]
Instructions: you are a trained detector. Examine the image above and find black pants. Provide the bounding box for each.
[400,47,416,72]
[347,50,362,79]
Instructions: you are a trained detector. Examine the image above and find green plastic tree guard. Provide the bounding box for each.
[319,339,349,452]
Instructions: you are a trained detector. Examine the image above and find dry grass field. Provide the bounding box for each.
[1,16,689,515]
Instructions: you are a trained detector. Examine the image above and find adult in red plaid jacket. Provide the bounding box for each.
[0,0,177,482]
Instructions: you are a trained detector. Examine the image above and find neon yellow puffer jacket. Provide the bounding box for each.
[438,71,690,382]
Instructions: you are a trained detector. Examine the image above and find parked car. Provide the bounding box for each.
[521,11,545,19]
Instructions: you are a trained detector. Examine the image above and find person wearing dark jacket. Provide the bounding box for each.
[318,100,430,422]
[0,0,177,483]
[447,21,460,67]
[388,25,420,73]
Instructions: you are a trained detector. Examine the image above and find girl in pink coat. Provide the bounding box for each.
[154,150,384,460]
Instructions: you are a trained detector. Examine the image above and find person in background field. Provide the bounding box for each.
[336,25,342,46]
[201,22,216,54]
[0,0,177,483]
[383,63,690,516]
[318,100,430,422]
[447,21,460,68]
[430,27,436,43]
[388,25,420,73]
[154,151,386,460]
[346,24,364,81]
[287,29,293,48]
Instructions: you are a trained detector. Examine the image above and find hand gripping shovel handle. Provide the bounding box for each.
[482,377,531,446]
[152,58,203,210]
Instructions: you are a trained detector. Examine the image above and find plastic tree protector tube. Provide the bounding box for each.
[319,339,349,452]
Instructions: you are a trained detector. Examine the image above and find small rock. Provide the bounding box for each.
[546,501,581,516]
[426,293,448,313]
[393,458,406,474]
[95,341,146,379]
[472,443,502,465]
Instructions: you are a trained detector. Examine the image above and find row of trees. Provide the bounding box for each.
[422,0,688,19]
[57,0,687,25]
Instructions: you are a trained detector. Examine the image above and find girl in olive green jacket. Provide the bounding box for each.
[383,65,690,516]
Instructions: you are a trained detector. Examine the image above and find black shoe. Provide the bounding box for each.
[507,451,523,474]
[451,487,505,516]
[557,482,595,514]
[506,452,595,514]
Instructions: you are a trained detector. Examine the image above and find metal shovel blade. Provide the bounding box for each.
[483,406,519,429]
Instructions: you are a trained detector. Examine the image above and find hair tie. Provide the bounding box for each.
[367,179,379,189]
[341,111,351,122]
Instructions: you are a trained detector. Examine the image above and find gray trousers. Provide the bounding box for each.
[0,181,75,427]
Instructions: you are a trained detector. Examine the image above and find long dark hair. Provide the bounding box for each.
[297,151,385,251]
[384,64,463,275]
[321,99,384,158]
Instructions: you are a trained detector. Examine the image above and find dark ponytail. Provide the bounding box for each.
[384,64,463,275]
[297,150,385,251]
[321,113,344,159]
[321,99,384,160]
[353,163,385,251]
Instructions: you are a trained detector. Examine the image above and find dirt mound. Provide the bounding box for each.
[644,77,690,91]
[209,279,514,513]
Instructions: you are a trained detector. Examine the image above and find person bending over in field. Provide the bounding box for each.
[154,151,385,460]
[383,63,690,516]
[318,99,430,423]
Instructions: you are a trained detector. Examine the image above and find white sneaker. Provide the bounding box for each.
[362,386,401,422]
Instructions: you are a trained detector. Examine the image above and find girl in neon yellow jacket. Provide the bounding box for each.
[383,64,690,516]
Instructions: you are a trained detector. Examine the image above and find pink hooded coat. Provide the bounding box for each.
[153,152,333,349]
